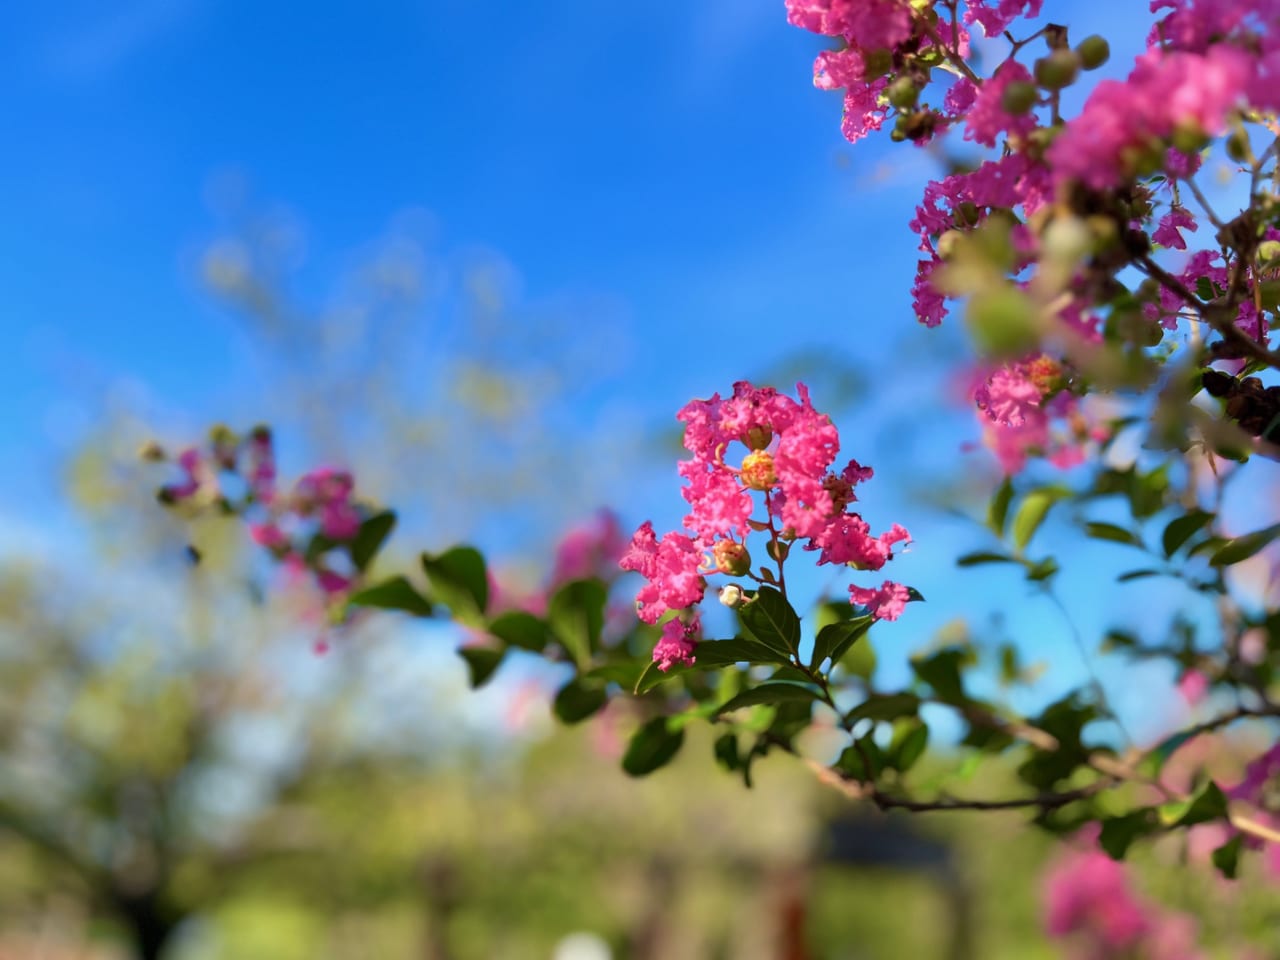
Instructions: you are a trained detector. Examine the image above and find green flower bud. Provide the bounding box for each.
[1226,127,1252,164]
[1076,35,1110,70]
[1171,121,1210,155]
[862,48,894,80]
[887,76,919,109]
[965,285,1041,358]
[1034,50,1080,90]
[713,540,752,577]
[1001,81,1039,117]
[937,229,964,261]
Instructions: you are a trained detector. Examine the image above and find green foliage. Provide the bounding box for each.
[552,678,608,724]
[739,586,801,659]
[350,510,397,572]
[621,716,685,776]
[348,575,434,616]
[546,579,607,667]
[421,546,489,622]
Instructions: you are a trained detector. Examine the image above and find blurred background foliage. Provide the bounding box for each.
[5,207,1280,960]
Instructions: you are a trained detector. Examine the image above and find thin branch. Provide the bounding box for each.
[805,758,1109,812]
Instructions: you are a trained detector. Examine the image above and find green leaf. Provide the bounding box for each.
[696,637,791,667]
[845,692,921,724]
[1085,522,1144,548]
[1188,535,1230,559]
[834,736,884,783]
[956,551,1018,567]
[714,682,823,718]
[350,511,396,572]
[547,579,607,666]
[1212,833,1244,880]
[1159,781,1229,827]
[1025,556,1059,581]
[1195,275,1215,301]
[988,478,1015,537]
[1012,489,1061,551]
[421,546,489,619]
[1162,511,1214,558]
[622,717,685,777]
[1117,569,1161,582]
[811,616,874,669]
[584,661,645,688]
[713,732,740,772]
[634,659,689,694]
[458,647,504,688]
[303,531,342,564]
[348,575,434,617]
[889,721,929,773]
[1210,522,1280,567]
[739,586,802,658]
[553,678,608,724]
[911,648,969,703]
[487,611,550,652]
[838,632,877,681]
[1099,810,1157,860]
[1129,465,1169,519]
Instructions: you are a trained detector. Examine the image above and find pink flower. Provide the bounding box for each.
[652,615,700,672]
[1177,669,1210,705]
[1049,47,1251,191]
[975,365,1045,428]
[619,522,706,624]
[550,510,628,586]
[963,0,1044,36]
[315,568,353,597]
[162,448,213,502]
[965,61,1038,147]
[679,460,753,538]
[249,521,290,551]
[295,467,361,540]
[848,580,910,621]
[246,427,277,504]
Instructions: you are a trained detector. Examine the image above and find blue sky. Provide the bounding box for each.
[2,0,1218,742]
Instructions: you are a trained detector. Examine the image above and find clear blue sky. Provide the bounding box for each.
[2,0,1205,741]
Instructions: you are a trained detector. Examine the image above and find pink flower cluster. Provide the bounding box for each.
[620,381,911,670]
[1043,836,1204,959]
[1222,742,1280,872]
[158,428,368,607]
[972,356,1102,474]
[489,510,630,618]
[1049,46,1254,191]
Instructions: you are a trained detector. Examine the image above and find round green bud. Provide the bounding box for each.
[713,540,752,577]
[936,229,964,261]
[1226,128,1252,164]
[953,201,981,228]
[1001,81,1039,117]
[887,76,919,109]
[1034,50,1080,90]
[965,285,1041,358]
[1076,35,1110,70]
[862,48,894,80]
[1171,121,1210,155]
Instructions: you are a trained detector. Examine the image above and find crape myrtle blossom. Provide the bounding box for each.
[154,426,373,626]
[1043,834,1205,959]
[971,356,1105,474]
[621,381,911,670]
[789,0,1280,475]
